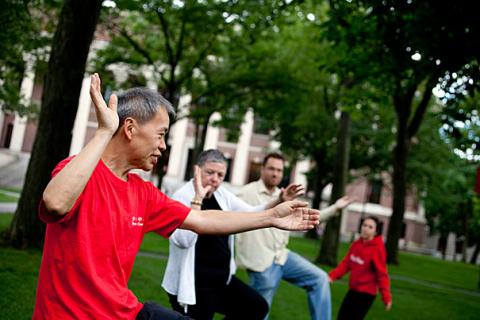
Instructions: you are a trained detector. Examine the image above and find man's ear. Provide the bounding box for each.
[123,117,136,140]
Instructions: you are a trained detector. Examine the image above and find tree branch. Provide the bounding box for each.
[408,76,436,138]
[118,27,168,85]
[156,10,175,65]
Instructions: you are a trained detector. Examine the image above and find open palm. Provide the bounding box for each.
[272,201,320,231]
[89,73,119,134]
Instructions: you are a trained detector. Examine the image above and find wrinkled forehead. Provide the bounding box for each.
[201,161,227,172]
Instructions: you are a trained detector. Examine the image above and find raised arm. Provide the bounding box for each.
[42,73,119,215]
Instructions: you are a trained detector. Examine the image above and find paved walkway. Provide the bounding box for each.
[0,203,17,213]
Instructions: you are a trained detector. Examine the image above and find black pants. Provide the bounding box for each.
[136,301,192,320]
[168,275,269,320]
[337,289,376,320]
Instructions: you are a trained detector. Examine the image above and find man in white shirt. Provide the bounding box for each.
[236,153,353,320]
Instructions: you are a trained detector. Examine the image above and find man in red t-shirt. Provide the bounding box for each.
[33,73,321,320]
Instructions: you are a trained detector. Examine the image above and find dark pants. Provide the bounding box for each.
[168,275,269,320]
[136,301,192,320]
[337,289,376,320]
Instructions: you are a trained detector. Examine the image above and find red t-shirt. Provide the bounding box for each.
[33,157,190,319]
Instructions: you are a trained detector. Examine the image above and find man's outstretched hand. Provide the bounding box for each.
[271,200,320,231]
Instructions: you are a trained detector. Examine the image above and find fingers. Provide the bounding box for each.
[289,200,308,208]
[90,73,106,109]
[109,93,118,112]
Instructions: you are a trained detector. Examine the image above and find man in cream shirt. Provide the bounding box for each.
[236,153,353,320]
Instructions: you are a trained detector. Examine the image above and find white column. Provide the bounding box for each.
[70,77,92,155]
[167,95,191,178]
[293,159,310,186]
[231,109,254,186]
[0,112,4,138]
[10,56,35,152]
[203,112,221,150]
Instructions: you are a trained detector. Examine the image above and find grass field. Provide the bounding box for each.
[0,190,19,203]
[1,213,480,319]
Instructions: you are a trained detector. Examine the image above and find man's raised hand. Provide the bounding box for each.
[280,184,305,202]
[90,73,119,135]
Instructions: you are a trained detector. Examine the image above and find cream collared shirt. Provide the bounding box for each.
[235,179,290,272]
[235,179,340,272]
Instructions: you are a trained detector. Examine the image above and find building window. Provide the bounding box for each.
[184,148,194,181]
[368,179,383,204]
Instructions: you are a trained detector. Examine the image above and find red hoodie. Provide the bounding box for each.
[329,236,392,305]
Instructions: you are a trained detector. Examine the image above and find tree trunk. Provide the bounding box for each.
[8,0,102,248]
[438,233,448,260]
[470,242,480,265]
[317,111,351,265]
[305,148,329,239]
[386,103,410,265]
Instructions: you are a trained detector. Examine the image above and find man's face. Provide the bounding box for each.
[261,158,284,189]
[200,161,227,195]
[130,108,169,171]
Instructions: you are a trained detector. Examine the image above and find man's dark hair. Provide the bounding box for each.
[196,149,227,167]
[116,87,175,128]
[262,152,285,166]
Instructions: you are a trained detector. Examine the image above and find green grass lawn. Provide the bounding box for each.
[1,214,480,319]
[0,191,19,202]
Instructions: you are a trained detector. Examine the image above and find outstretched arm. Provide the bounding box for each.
[42,73,119,216]
[319,195,355,222]
[180,200,320,235]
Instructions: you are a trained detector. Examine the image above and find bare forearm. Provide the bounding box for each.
[183,209,274,235]
[319,204,339,222]
[43,130,113,215]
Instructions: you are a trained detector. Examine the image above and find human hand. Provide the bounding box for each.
[90,73,119,135]
[193,165,212,201]
[385,302,392,311]
[271,200,320,231]
[280,184,305,202]
[335,195,355,210]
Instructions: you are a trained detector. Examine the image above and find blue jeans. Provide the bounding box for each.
[248,251,331,320]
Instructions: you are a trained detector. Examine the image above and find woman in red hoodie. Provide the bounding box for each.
[329,216,392,319]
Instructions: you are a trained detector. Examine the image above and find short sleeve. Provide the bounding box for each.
[38,156,83,224]
[144,185,191,238]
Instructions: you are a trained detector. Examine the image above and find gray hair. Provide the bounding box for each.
[116,87,175,127]
[196,149,227,166]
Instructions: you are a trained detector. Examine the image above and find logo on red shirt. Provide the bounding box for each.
[131,216,144,226]
[350,254,365,265]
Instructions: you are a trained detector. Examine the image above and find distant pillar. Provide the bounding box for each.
[70,77,92,155]
[204,112,221,150]
[293,159,310,186]
[10,56,35,152]
[231,109,253,186]
[167,95,191,178]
